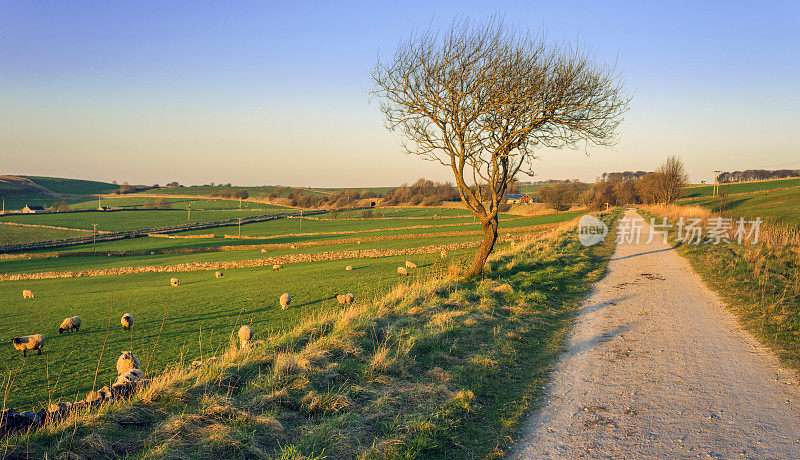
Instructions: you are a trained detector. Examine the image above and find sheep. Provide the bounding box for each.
[22,290,34,299]
[238,325,254,349]
[335,294,348,305]
[345,293,355,304]
[272,264,283,271]
[58,316,81,334]
[345,265,353,271]
[280,293,291,310]
[121,313,133,330]
[116,351,141,375]
[290,244,298,249]
[113,368,143,388]
[440,249,448,259]
[261,248,267,253]
[405,261,417,270]
[170,277,180,286]
[397,267,408,276]
[12,334,44,357]
[215,271,224,278]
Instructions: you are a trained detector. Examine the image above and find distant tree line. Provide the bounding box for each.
[718,169,799,183]
[537,156,689,210]
[210,189,249,199]
[383,179,460,206]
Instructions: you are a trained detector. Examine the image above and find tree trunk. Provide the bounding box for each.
[465,217,499,278]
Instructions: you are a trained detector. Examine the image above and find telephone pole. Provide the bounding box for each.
[713,171,721,196]
[92,223,97,254]
[238,217,242,239]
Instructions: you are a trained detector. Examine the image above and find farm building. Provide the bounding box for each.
[503,194,531,204]
[22,205,48,214]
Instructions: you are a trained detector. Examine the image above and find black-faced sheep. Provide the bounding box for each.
[58,316,81,334]
[116,351,140,375]
[215,271,224,278]
[238,325,254,349]
[170,277,180,286]
[121,313,133,330]
[22,290,34,299]
[280,293,291,310]
[272,264,282,271]
[12,334,44,357]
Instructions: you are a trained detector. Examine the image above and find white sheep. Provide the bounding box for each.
[440,249,448,259]
[170,277,180,286]
[260,248,267,253]
[22,290,34,299]
[238,325,254,349]
[116,351,141,375]
[280,293,291,310]
[397,267,408,276]
[345,265,353,271]
[290,244,298,249]
[272,264,283,271]
[215,271,224,278]
[335,294,348,305]
[58,316,81,334]
[121,313,133,331]
[12,334,44,357]
[345,293,355,304]
[112,368,143,388]
[405,261,417,269]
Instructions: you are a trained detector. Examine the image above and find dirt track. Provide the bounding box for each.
[511,209,800,458]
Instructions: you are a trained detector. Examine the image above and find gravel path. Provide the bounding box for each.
[511,209,800,459]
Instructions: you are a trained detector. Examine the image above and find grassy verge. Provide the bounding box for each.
[6,212,617,459]
[638,205,800,369]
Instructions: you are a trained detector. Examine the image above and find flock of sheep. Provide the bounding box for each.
[8,253,438,422]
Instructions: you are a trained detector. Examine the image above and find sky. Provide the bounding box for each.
[0,1,798,187]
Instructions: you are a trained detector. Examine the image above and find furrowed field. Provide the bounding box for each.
[0,205,574,411]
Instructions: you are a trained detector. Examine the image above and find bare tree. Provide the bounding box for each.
[372,18,629,277]
[655,156,689,204]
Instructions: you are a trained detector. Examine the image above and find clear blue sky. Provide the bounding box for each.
[1,1,798,186]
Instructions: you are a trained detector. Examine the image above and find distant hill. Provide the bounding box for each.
[0,175,118,210]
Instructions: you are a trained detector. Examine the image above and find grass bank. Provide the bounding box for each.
[639,205,800,369]
[5,212,617,459]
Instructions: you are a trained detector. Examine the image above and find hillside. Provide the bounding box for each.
[0,175,119,210]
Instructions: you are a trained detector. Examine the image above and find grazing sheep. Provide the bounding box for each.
[405,261,417,269]
[12,334,44,357]
[272,264,282,271]
[170,277,180,286]
[116,351,141,375]
[22,290,34,299]
[113,368,143,388]
[345,265,353,271]
[121,313,133,330]
[336,293,355,305]
[440,249,448,259]
[290,244,298,249]
[58,316,81,334]
[280,293,291,310]
[397,267,408,276]
[261,248,267,253]
[215,271,224,278]
[238,325,254,349]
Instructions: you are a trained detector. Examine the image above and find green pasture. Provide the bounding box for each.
[0,208,287,232]
[682,187,800,226]
[23,176,118,195]
[144,185,329,198]
[0,223,86,246]
[0,249,476,411]
[68,196,287,211]
[684,177,800,198]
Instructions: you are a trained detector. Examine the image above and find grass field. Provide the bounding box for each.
[8,210,617,459]
[0,223,86,246]
[22,176,118,196]
[681,184,800,226]
[0,207,288,233]
[0,206,581,413]
[684,177,800,198]
[67,196,286,211]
